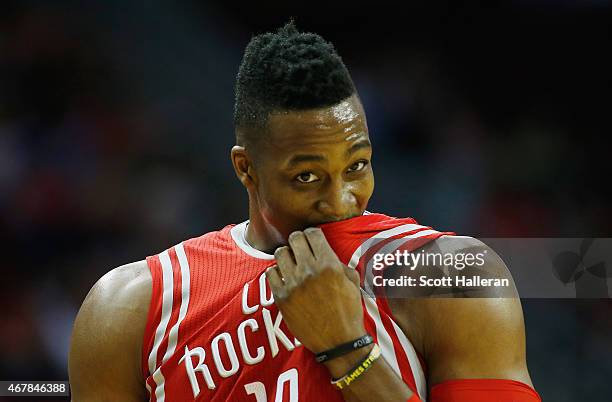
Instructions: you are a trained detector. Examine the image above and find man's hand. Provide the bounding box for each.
[267,228,417,401]
[266,227,364,354]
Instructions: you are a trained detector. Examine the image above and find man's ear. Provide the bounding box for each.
[231,145,257,188]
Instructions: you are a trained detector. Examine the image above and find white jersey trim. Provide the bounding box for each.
[363,295,402,374]
[148,250,174,375]
[391,319,427,400]
[230,211,374,261]
[152,368,166,402]
[230,221,275,260]
[162,243,191,363]
[148,243,192,402]
[347,223,430,269]
[348,224,439,401]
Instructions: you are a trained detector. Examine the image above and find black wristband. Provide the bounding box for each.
[315,334,374,363]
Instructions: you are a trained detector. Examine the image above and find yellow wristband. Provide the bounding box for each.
[331,344,381,390]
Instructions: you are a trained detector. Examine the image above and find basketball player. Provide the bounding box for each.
[69,22,541,401]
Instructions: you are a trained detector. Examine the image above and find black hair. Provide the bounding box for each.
[234,21,356,145]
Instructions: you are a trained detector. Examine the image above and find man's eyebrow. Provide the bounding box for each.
[285,139,371,168]
[286,154,327,168]
[346,139,372,156]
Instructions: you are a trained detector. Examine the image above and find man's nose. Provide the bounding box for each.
[315,180,357,220]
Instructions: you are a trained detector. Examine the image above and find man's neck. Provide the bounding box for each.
[245,207,285,255]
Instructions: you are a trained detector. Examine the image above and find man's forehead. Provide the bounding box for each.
[266,95,367,143]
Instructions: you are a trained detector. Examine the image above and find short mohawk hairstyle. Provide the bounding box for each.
[234,21,356,144]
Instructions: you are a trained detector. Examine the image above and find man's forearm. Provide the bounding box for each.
[323,344,417,402]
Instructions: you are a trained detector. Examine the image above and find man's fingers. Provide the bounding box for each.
[288,231,315,264]
[265,265,288,300]
[303,228,339,266]
[343,265,361,288]
[274,246,297,289]
[266,265,284,288]
[274,245,296,266]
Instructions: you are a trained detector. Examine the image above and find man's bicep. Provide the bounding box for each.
[420,239,530,384]
[69,261,151,402]
[425,297,533,385]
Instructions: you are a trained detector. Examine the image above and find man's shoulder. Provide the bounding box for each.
[386,235,531,385]
[69,261,152,399]
[415,242,530,385]
[426,235,493,262]
[73,260,152,342]
[427,235,515,286]
[90,260,152,309]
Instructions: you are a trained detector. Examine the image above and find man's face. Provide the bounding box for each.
[251,95,374,240]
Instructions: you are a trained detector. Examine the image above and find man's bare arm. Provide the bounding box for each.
[69,261,152,402]
[388,237,534,390]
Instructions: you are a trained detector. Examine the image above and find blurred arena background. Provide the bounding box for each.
[1,1,611,401]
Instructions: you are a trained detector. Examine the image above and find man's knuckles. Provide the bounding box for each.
[303,227,323,236]
[273,247,283,259]
[288,230,306,242]
[274,246,293,262]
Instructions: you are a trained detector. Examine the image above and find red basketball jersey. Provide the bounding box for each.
[142,212,449,401]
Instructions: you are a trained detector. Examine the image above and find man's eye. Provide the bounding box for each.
[348,160,368,172]
[295,172,320,183]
